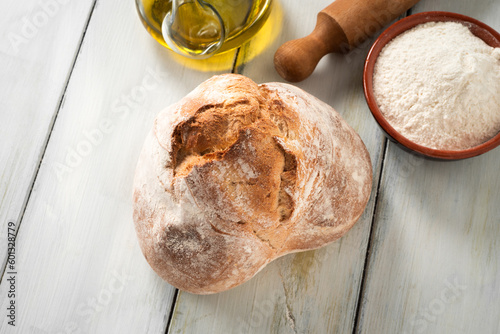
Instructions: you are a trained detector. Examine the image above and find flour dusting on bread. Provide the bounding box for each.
[133,74,372,294]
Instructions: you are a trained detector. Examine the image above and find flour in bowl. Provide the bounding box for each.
[373,21,500,150]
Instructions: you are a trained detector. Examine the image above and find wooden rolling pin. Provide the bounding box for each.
[274,0,420,82]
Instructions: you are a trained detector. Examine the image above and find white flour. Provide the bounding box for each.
[373,21,500,150]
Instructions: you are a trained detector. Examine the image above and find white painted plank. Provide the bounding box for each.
[168,1,389,333]
[0,0,95,272]
[356,1,500,333]
[0,0,237,332]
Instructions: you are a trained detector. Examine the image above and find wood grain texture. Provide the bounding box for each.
[0,0,95,277]
[355,1,500,333]
[0,0,237,332]
[168,1,389,333]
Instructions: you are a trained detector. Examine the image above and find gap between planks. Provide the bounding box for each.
[351,8,414,332]
[0,0,99,284]
[352,138,388,334]
[165,289,180,334]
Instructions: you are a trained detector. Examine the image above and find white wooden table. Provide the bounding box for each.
[1,0,499,333]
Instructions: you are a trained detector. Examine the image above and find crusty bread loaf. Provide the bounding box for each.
[133,74,372,294]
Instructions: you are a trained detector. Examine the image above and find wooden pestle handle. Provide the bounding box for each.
[274,0,421,82]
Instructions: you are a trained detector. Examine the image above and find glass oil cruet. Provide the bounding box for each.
[135,0,272,58]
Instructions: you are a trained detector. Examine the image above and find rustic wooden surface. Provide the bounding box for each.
[0,0,95,278]
[0,0,499,333]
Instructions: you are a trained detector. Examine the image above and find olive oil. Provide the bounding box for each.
[136,0,272,56]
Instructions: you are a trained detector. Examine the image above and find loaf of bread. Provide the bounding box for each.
[133,74,372,294]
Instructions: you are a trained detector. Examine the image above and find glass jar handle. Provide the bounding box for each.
[162,0,226,58]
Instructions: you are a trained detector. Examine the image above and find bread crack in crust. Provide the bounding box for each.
[133,74,372,294]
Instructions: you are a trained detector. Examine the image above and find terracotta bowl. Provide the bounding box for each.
[363,11,500,160]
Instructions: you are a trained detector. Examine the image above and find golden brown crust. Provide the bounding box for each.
[133,74,372,294]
